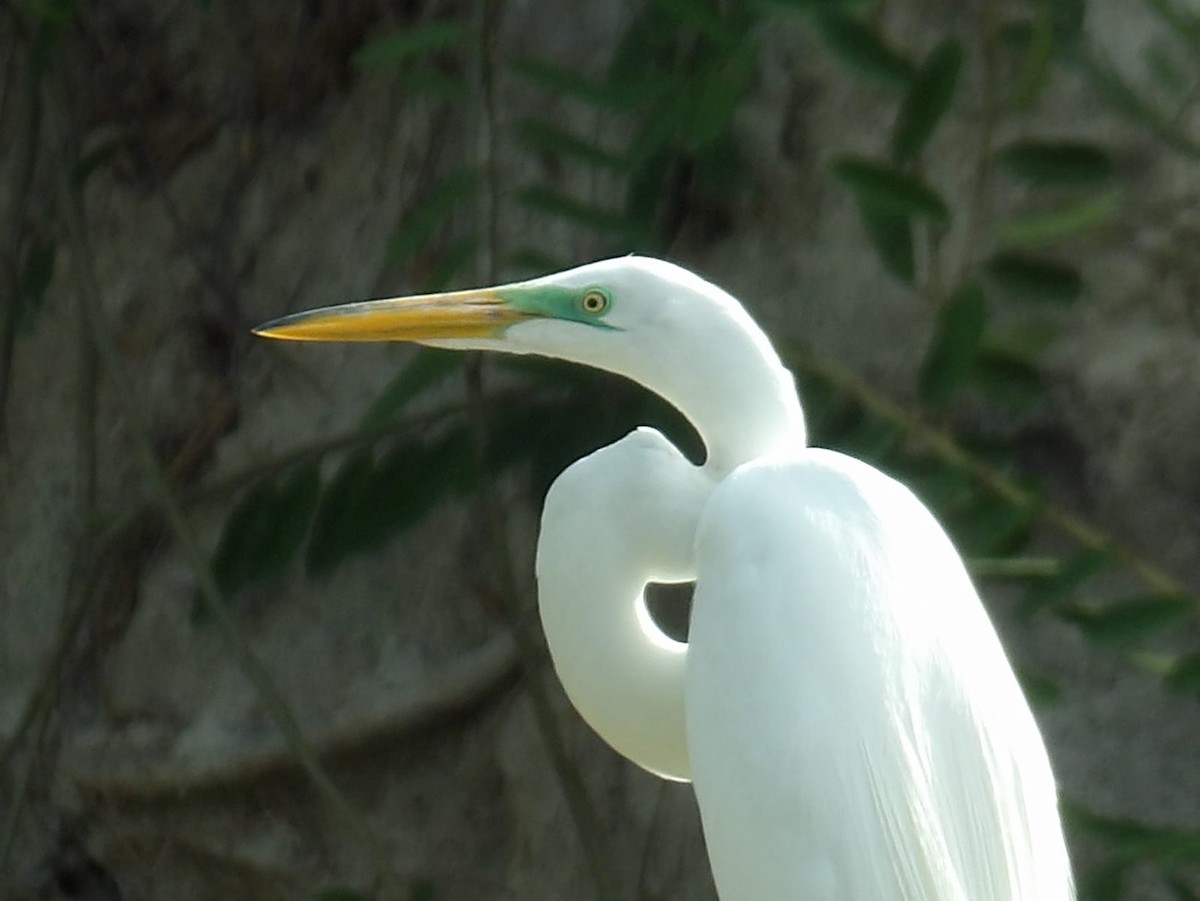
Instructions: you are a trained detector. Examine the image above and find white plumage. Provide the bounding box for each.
[256,256,1074,899]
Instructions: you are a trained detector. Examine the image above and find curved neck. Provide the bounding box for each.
[536,430,711,781]
[538,556,691,781]
[606,292,806,473]
[670,350,805,473]
[533,267,806,780]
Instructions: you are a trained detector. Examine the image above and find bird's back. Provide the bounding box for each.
[686,448,1073,900]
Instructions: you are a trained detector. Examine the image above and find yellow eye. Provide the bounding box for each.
[580,289,609,316]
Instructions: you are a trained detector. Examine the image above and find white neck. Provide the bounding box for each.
[598,283,806,473]
[536,429,710,780]
[666,345,804,473]
[679,275,803,469]
[535,301,806,779]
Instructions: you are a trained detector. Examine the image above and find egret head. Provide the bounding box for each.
[257,257,726,361]
[255,256,805,467]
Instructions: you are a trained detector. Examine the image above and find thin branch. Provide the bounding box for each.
[969,556,1066,579]
[47,89,390,873]
[633,782,674,901]
[0,532,102,869]
[0,42,41,438]
[66,633,519,799]
[955,0,1000,287]
[181,397,474,505]
[465,4,619,900]
[797,353,1191,600]
[476,0,501,284]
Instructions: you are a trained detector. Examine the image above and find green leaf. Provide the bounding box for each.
[510,57,644,111]
[996,140,1115,186]
[815,11,915,89]
[373,429,475,532]
[1143,42,1190,98]
[515,186,641,239]
[903,463,976,514]
[1009,8,1055,109]
[1144,0,1200,55]
[832,156,950,224]
[840,416,903,462]
[807,392,867,448]
[360,349,463,429]
[1165,653,1200,695]
[515,120,628,171]
[983,252,1083,305]
[917,281,987,411]
[1016,667,1061,706]
[607,1,683,90]
[1021,547,1112,615]
[622,149,684,242]
[656,0,736,46]
[1167,874,1200,901]
[1064,802,1200,864]
[971,345,1046,412]
[1057,594,1193,645]
[891,38,963,164]
[211,463,321,598]
[482,396,592,485]
[983,321,1059,358]
[994,191,1121,246]
[352,21,466,68]
[1064,803,1156,851]
[387,169,478,265]
[19,0,80,27]
[1129,649,1175,677]
[626,98,688,167]
[1076,52,1200,159]
[685,41,757,148]
[692,132,744,192]
[1045,0,1087,46]
[304,451,380,576]
[303,427,477,578]
[969,556,1063,581]
[949,493,1038,557]
[264,465,322,564]
[25,0,79,74]
[1079,863,1129,901]
[857,204,914,284]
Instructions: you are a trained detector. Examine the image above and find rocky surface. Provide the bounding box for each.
[2,1,1198,898]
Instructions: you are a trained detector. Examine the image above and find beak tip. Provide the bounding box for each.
[252,312,309,341]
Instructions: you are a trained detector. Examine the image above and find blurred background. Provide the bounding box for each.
[2,0,1200,898]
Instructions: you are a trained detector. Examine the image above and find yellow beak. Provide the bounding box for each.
[253,288,532,343]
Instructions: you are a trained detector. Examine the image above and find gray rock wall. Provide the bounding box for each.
[2,0,1198,898]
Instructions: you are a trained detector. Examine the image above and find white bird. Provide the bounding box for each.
[255,257,1074,900]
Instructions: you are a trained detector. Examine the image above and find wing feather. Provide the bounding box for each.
[685,448,1073,900]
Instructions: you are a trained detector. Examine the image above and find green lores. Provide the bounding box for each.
[507,283,619,330]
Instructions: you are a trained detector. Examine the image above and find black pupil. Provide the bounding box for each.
[585,293,603,311]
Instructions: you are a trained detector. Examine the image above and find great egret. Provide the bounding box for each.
[255,257,1073,899]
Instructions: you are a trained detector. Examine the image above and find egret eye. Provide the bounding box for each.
[580,289,610,316]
